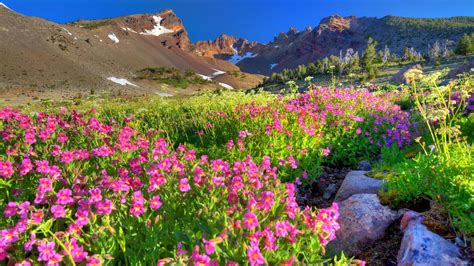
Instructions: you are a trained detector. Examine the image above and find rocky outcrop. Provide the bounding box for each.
[334,171,386,202]
[202,15,474,75]
[194,34,263,57]
[316,15,357,34]
[398,211,468,266]
[327,194,402,256]
[391,64,423,84]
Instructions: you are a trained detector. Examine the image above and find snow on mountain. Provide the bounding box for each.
[212,69,226,77]
[107,77,137,87]
[228,52,258,64]
[108,33,120,43]
[140,16,174,37]
[218,82,234,90]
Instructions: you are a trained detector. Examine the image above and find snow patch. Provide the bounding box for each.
[61,27,72,36]
[140,16,174,37]
[212,69,226,77]
[270,63,279,70]
[121,27,137,34]
[107,77,138,87]
[197,74,212,81]
[219,82,234,90]
[228,52,258,64]
[108,33,119,44]
[274,45,280,48]
[231,44,238,54]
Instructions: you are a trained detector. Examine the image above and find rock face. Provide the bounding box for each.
[334,171,386,202]
[194,15,474,75]
[398,211,468,266]
[391,64,423,84]
[194,34,262,57]
[327,194,402,256]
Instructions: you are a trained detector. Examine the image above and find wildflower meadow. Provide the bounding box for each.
[0,74,472,265]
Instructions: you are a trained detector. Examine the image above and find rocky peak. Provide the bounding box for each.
[316,14,357,34]
[193,33,262,57]
[116,9,191,49]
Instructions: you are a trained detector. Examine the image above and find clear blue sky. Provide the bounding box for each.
[2,0,473,43]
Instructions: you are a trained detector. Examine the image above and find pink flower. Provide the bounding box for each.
[275,221,288,237]
[130,203,144,217]
[149,195,162,210]
[86,256,101,266]
[247,245,265,266]
[322,147,330,157]
[0,160,14,177]
[260,191,274,211]
[56,189,74,205]
[95,199,113,215]
[38,178,52,194]
[46,253,63,265]
[203,238,215,255]
[51,205,67,219]
[243,212,259,230]
[179,178,190,192]
[70,246,88,263]
[57,133,68,143]
[3,202,18,217]
[30,210,43,224]
[356,127,362,135]
[38,241,56,261]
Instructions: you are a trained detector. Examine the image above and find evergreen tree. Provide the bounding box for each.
[361,37,378,80]
[455,33,473,55]
[307,63,317,76]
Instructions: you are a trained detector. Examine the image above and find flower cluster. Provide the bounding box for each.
[222,87,413,181]
[0,107,340,265]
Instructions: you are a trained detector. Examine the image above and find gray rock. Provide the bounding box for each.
[358,160,372,171]
[334,171,386,202]
[398,211,468,266]
[327,194,402,256]
[391,64,423,84]
[323,183,337,200]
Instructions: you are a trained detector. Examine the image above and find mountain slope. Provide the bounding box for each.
[0,5,262,102]
[194,15,474,75]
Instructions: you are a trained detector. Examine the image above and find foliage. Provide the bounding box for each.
[381,74,474,235]
[455,33,474,55]
[136,67,214,89]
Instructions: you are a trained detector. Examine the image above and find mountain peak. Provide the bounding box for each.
[0,2,14,12]
[317,14,357,34]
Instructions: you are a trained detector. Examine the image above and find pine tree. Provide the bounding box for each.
[455,33,473,55]
[361,37,378,80]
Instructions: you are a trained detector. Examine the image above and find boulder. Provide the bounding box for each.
[327,194,402,256]
[391,64,423,84]
[358,160,372,171]
[334,171,386,202]
[323,183,337,200]
[398,211,468,266]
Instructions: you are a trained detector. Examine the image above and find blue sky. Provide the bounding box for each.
[2,0,473,43]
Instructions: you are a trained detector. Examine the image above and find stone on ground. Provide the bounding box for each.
[398,211,468,266]
[327,193,402,256]
[334,171,386,202]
